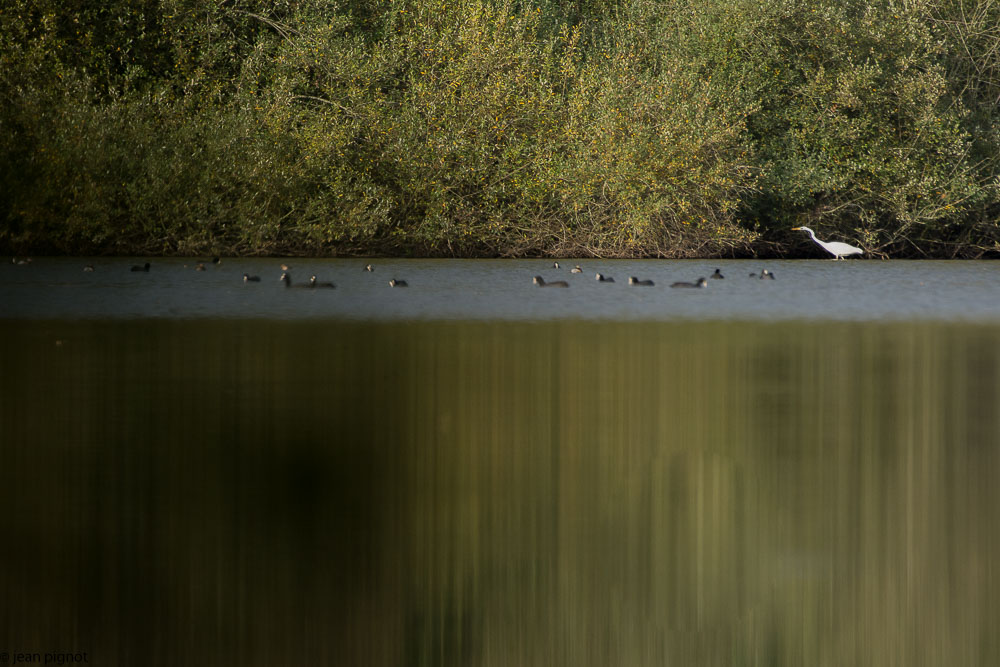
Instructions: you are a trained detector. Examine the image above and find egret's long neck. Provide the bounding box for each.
[805,228,819,242]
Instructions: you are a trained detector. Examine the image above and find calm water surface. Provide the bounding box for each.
[3,257,1000,321]
[1,259,999,666]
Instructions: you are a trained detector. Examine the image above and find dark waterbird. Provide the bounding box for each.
[596,273,615,282]
[280,272,309,288]
[389,279,408,287]
[131,262,151,272]
[710,268,724,279]
[749,269,776,280]
[365,264,375,272]
[310,275,336,288]
[534,276,569,288]
[243,273,260,283]
[670,277,708,288]
[628,277,654,286]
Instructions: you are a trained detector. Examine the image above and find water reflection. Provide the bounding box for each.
[1,320,998,665]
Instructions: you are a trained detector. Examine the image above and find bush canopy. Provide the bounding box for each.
[3,0,1000,257]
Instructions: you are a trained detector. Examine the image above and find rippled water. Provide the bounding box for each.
[2,259,1000,666]
[3,257,1000,321]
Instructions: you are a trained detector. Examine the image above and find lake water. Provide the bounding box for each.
[3,257,1000,321]
[2,258,999,665]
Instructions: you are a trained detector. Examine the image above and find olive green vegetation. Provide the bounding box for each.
[2,0,1000,258]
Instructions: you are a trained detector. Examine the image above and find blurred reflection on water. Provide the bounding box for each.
[1,320,998,666]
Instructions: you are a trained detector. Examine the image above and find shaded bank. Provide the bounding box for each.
[3,0,1000,258]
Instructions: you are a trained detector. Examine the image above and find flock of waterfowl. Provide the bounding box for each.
[535,262,776,288]
[272,262,407,287]
[274,261,409,288]
[10,255,784,291]
[8,227,860,292]
[525,222,864,288]
[8,226,863,296]
[6,256,413,288]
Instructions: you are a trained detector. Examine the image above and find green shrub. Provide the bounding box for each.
[2,0,999,257]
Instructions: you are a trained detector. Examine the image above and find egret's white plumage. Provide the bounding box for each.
[792,226,863,259]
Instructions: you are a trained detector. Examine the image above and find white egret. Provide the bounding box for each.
[792,226,863,259]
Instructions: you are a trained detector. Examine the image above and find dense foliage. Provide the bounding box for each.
[3,0,1000,257]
